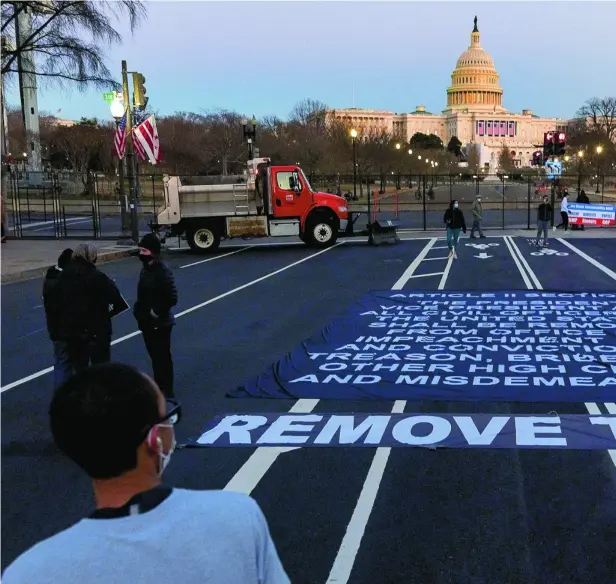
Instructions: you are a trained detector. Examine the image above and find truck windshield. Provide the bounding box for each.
[299,169,314,192]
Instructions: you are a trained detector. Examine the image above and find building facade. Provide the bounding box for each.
[326,17,569,171]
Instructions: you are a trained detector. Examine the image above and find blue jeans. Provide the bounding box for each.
[446,227,461,251]
[53,341,73,389]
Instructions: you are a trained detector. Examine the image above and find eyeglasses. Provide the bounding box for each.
[157,399,182,426]
[139,399,182,442]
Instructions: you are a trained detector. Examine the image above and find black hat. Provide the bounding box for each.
[139,233,161,255]
[58,248,73,269]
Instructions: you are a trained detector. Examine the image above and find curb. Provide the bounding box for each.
[1,248,137,285]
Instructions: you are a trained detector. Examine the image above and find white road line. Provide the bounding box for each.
[502,236,533,290]
[223,248,435,496]
[11,216,88,230]
[423,256,450,261]
[390,238,437,289]
[30,218,92,232]
[506,236,543,289]
[439,257,453,290]
[408,272,444,279]
[223,399,319,494]
[179,247,248,269]
[507,240,615,470]
[557,238,616,282]
[325,400,407,583]
[0,244,343,393]
[432,245,449,249]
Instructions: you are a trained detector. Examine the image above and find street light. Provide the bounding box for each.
[242,116,258,159]
[350,128,357,200]
[595,145,603,194]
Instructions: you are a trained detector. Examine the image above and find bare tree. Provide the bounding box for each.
[1,1,146,90]
[157,112,211,174]
[498,145,514,173]
[575,97,616,143]
[201,109,246,175]
[466,143,480,173]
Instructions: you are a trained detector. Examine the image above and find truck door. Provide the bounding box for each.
[271,169,305,218]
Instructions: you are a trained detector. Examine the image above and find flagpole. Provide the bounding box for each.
[121,59,139,245]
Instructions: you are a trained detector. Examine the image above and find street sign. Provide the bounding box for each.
[103,91,123,104]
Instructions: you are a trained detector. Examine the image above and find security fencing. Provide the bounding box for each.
[3,170,615,239]
[310,173,616,232]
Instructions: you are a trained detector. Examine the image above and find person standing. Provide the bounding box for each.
[43,248,74,389]
[1,363,290,584]
[443,199,466,259]
[134,234,178,399]
[535,193,552,247]
[470,194,486,238]
[53,243,128,372]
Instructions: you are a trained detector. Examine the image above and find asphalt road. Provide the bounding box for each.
[2,234,616,583]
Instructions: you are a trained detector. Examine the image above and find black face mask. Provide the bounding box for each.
[139,253,152,264]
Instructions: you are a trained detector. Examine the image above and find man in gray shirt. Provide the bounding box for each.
[2,363,290,584]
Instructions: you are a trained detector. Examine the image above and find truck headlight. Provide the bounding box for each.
[338,206,347,212]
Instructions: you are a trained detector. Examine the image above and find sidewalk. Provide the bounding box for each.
[1,239,137,284]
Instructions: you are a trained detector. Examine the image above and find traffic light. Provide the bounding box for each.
[532,150,543,166]
[132,73,148,110]
[543,132,554,159]
[554,131,566,156]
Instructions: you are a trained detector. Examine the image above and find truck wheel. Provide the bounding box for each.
[187,226,221,253]
[305,217,338,248]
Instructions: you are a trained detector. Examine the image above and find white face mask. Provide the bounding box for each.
[156,423,176,476]
[454,203,459,209]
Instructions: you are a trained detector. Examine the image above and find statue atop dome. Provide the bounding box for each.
[473,16,478,33]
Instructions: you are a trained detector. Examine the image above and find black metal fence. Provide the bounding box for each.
[311,173,616,232]
[3,170,615,239]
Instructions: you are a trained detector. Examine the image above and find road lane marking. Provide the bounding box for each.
[408,272,444,279]
[325,400,406,584]
[557,238,616,282]
[0,243,343,393]
[505,236,542,289]
[222,247,439,496]
[179,247,249,269]
[390,239,437,289]
[506,239,615,470]
[10,217,88,230]
[502,236,534,290]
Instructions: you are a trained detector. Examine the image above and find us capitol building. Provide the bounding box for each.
[325,17,569,171]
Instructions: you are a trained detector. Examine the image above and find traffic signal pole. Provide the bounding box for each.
[121,60,139,246]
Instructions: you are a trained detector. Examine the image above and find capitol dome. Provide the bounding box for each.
[445,17,506,113]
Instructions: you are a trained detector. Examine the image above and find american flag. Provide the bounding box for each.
[132,115,160,165]
[114,112,127,159]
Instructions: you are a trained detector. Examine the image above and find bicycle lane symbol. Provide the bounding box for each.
[530,247,569,257]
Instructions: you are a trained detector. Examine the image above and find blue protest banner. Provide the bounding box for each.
[192,413,616,449]
[229,291,616,402]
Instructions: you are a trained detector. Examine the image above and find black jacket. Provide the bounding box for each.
[42,265,63,341]
[133,260,178,331]
[537,202,552,222]
[444,208,466,230]
[51,257,128,343]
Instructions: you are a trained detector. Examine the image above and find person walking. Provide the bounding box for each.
[133,234,178,399]
[557,191,569,232]
[443,199,466,259]
[535,193,552,247]
[53,243,128,373]
[1,363,290,584]
[470,194,486,238]
[43,248,74,389]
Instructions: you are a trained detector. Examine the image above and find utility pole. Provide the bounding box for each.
[121,60,139,245]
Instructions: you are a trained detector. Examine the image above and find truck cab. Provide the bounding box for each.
[155,159,349,253]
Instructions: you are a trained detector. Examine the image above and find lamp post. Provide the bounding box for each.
[350,128,357,200]
[395,143,401,189]
[577,150,584,194]
[110,98,130,239]
[501,174,508,228]
[595,145,603,195]
[241,116,258,160]
[407,148,413,187]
